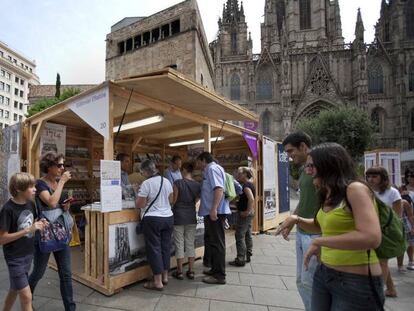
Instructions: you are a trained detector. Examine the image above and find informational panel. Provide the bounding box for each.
[100,160,122,212]
[0,124,22,206]
[262,137,278,226]
[364,153,377,171]
[277,143,290,214]
[379,152,401,186]
[39,122,66,156]
[69,86,109,139]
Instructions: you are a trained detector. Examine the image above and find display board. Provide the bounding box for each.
[39,122,66,156]
[0,124,22,206]
[379,152,401,187]
[100,160,122,212]
[262,137,278,230]
[277,143,290,214]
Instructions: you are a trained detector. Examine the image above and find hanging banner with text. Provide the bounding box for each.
[242,132,258,159]
[277,143,290,214]
[69,86,110,139]
[263,137,277,221]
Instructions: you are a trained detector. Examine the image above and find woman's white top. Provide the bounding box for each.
[374,187,402,208]
[138,176,173,218]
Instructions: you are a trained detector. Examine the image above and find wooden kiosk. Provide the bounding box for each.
[24,69,289,295]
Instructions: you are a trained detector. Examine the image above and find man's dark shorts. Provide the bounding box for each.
[6,255,33,290]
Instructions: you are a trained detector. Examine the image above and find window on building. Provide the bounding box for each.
[411,108,414,132]
[143,32,151,45]
[368,62,384,94]
[19,115,22,122]
[384,22,390,42]
[0,82,4,91]
[118,41,125,54]
[15,77,19,83]
[5,84,10,92]
[5,98,9,105]
[5,72,10,79]
[0,123,2,129]
[409,62,414,92]
[0,50,3,57]
[13,59,17,64]
[231,31,237,54]
[14,101,18,108]
[0,95,3,104]
[152,28,160,42]
[0,109,3,117]
[29,68,32,73]
[13,113,17,121]
[5,111,9,118]
[161,24,170,38]
[134,35,142,49]
[299,0,311,30]
[371,108,385,133]
[0,69,4,77]
[230,73,241,100]
[19,102,23,110]
[261,110,272,136]
[406,5,414,40]
[19,90,23,98]
[20,79,24,86]
[25,65,28,70]
[125,38,133,52]
[4,124,8,128]
[171,20,180,35]
[256,68,273,100]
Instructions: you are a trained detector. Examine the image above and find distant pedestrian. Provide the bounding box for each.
[171,162,201,280]
[398,186,414,271]
[276,143,384,310]
[366,166,401,297]
[278,132,319,311]
[197,152,230,285]
[165,155,183,185]
[229,167,255,267]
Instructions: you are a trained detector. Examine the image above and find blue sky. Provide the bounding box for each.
[0,0,381,84]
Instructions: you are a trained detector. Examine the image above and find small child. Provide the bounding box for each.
[0,173,46,311]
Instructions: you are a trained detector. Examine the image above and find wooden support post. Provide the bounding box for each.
[28,121,46,176]
[104,95,115,160]
[131,136,143,153]
[203,124,211,152]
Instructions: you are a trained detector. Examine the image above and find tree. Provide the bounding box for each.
[297,106,374,159]
[55,73,61,98]
[27,87,81,117]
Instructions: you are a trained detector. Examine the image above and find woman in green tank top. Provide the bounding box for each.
[276,143,384,311]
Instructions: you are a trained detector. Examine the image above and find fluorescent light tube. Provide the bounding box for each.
[169,136,224,147]
[113,115,164,132]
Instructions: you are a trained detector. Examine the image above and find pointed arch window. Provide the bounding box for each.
[256,68,273,101]
[230,73,241,100]
[406,5,414,40]
[371,108,385,133]
[410,108,414,132]
[409,62,414,92]
[299,0,311,30]
[261,110,272,136]
[231,30,237,54]
[368,62,384,94]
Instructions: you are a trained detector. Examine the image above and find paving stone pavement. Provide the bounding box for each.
[0,234,413,311]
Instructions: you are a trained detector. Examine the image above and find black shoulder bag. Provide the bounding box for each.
[135,176,164,235]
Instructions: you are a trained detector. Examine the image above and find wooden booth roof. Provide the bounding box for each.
[26,68,258,146]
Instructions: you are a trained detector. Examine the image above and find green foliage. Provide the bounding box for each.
[297,106,373,160]
[27,87,81,117]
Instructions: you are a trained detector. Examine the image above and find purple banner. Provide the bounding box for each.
[242,132,258,159]
[243,121,258,132]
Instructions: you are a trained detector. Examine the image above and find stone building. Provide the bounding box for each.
[28,84,96,105]
[210,0,414,150]
[105,0,215,90]
[0,40,39,129]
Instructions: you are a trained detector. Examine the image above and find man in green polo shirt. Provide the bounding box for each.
[279,132,319,311]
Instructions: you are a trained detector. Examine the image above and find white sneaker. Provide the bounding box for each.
[407,262,414,271]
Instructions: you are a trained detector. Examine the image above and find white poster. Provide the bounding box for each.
[39,122,66,156]
[379,152,401,187]
[263,137,277,220]
[69,86,109,139]
[100,160,122,212]
[364,153,377,171]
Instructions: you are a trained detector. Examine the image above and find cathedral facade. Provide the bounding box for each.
[210,0,414,150]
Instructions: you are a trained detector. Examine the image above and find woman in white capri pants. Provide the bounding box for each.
[172,162,201,280]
